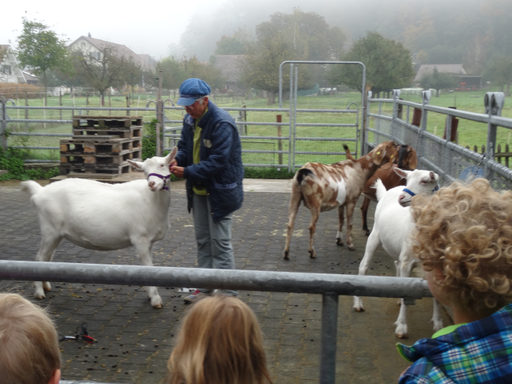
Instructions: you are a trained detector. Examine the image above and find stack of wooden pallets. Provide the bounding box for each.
[59,115,143,178]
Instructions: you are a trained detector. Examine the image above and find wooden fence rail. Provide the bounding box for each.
[466,144,512,168]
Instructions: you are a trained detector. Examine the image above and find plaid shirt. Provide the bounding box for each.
[397,303,512,383]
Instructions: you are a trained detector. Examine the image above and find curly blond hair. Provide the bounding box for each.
[410,178,512,314]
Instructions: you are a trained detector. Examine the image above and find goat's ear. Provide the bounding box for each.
[394,168,409,179]
[166,146,178,163]
[372,144,385,165]
[128,159,144,170]
[407,148,418,170]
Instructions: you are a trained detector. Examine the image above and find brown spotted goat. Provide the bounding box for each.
[355,144,418,235]
[283,141,398,260]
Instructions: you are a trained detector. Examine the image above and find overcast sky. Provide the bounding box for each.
[1,0,220,60]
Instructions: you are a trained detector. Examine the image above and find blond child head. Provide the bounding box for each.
[0,293,61,384]
[411,178,512,315]
[167,295,272,384]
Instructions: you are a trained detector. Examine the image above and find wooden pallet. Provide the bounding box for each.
[72,115,143,129]
[59,162,133,176]
[60,136,140,154]
[60,149,142,165]
[72,126,142,139]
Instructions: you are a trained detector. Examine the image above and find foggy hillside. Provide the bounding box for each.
[176,0,506,75]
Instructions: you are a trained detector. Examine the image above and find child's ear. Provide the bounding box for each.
[434,268,445,281]
[48,369,61,384]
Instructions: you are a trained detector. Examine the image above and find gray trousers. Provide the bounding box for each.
[192,193,237,296]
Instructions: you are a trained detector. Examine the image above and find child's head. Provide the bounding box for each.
[411,178,512,315]
[0,293,61,384]
[167,295,272,384]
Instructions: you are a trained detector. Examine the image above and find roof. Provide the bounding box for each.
[414,64,467,82]
[214,55,246,82]
[68,36,155,71]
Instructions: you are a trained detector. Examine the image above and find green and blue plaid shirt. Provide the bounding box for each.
[397,303,512,383]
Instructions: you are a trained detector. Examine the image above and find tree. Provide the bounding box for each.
[214,28,252,55]
[240,9,344,105]
[16,17,70,105]
[419,67,457,97]
[121,58,144,92]
[332,32,414,97]
[156,56,225,99]
[158,57,187,95]
[240,34,304,105]
[0,46,7,64]
[72,47,126,105]
[485,56,512,96]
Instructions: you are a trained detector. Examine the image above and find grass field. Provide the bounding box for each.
[4,88,511,166]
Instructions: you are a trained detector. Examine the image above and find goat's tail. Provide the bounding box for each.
[20,180,43,196]
[296,168,315,185]
[343,144,355,160]
[374,178,387,202]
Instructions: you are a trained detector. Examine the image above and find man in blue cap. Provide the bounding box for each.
[170,78,244,304]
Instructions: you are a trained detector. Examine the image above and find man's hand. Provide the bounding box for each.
[170,165,185,179]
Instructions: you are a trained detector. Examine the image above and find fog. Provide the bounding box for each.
[1,0,490,62]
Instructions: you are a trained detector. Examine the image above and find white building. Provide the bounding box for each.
[0,44,31,84]
[68,35,156,72]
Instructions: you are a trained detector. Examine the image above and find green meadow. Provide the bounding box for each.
[4,89,511,168]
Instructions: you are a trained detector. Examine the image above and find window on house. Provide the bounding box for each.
[89,52,101,60]
[1,65,11,75]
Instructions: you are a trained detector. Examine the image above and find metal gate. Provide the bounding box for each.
[279,61,366,166]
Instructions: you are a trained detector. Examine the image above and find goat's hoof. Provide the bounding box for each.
[152,303,163,309]
[283,251,290,261]
[309,251,316,259]
[395,324,409,339]
[151,299,164,309]
[43,282,52,292]
[348,245,355,251]
[354,307,365,312]
[336,239,344,246]
[34,294,46,300]
[432,319,444,332]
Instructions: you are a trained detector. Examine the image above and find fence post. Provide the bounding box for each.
[391,89,401,141]
[320,292,339,384]
[239,103,247,135]
[156,70,164,156]
[417,90,431,165]
[363,90,372,154]
[1,98,7,150]
[277,114,283,166]
[484,92,505,176]
[24,91,28,132]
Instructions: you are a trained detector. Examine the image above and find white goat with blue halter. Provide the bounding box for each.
[353,168,442,339]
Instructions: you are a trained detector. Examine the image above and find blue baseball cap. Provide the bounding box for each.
[177,78,211,106]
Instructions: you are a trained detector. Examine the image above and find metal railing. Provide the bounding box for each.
[1,98,362,172]
[366,90,512,190]
[0,260,432,384]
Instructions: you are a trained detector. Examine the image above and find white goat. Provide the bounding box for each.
[353,168,443,338]
[20,147,177,309]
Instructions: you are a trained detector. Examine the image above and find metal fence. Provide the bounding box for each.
[366,90,512,190]
[0,97,360,172]
[0,260,432,384]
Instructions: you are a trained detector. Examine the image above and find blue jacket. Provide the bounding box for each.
[174,101,244,223]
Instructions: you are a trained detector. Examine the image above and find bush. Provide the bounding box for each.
[0,147,59,181]
[243,167,295,179]
[142,118,161,160]
[0,83,44,100]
